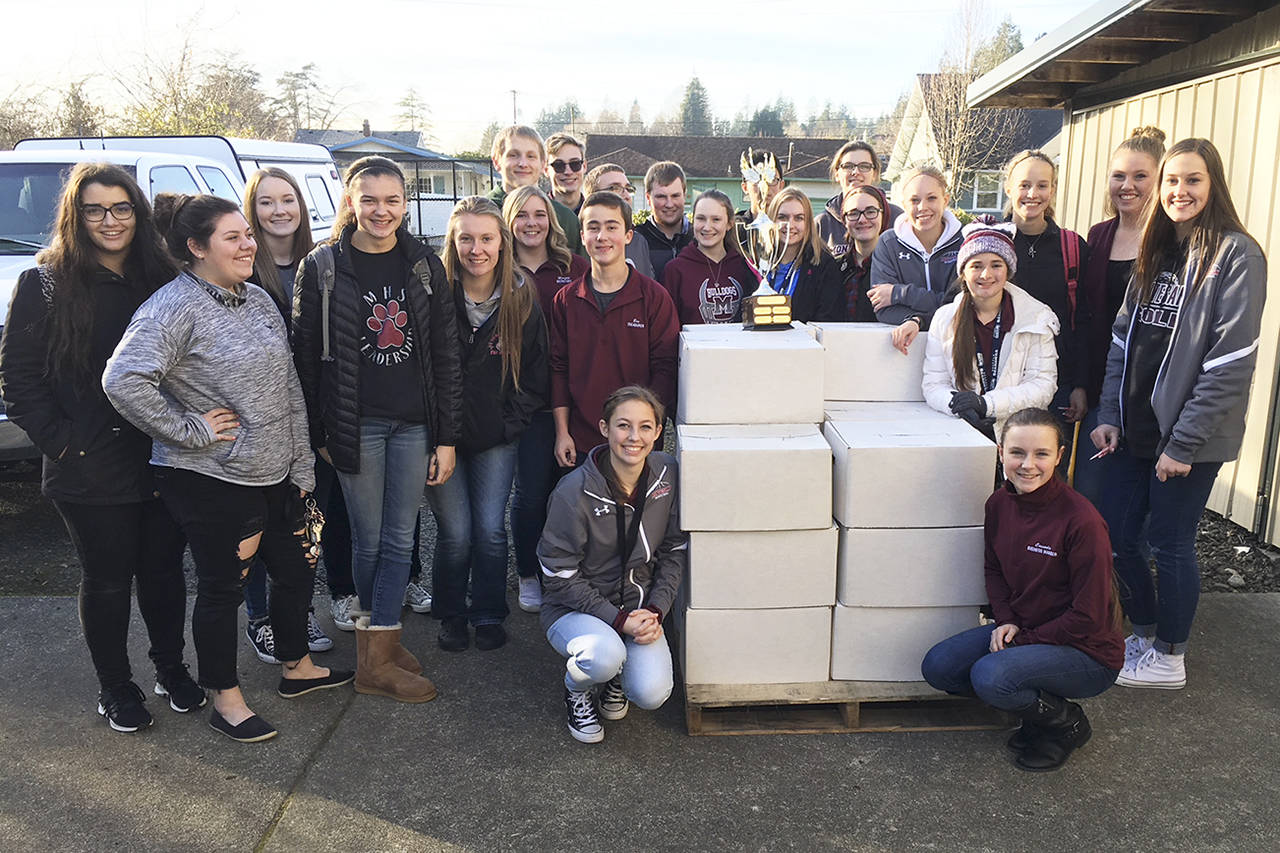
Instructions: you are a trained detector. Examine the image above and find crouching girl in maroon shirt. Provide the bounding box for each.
[922,407,1123,771]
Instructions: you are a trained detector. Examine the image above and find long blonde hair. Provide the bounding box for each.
[502,185,573,274]
[442,197,533,391]
[244,167,314,307]
[767,186,825,266]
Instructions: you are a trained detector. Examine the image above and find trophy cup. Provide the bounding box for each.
[739,148,792,330]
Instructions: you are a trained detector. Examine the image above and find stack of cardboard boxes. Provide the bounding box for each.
[677,323,995,689]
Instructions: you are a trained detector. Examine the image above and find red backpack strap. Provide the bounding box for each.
[1059,228,1080,331]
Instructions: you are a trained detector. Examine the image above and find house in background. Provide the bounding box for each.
[969,0,1280,541]
[581,134,869,213]
[296,121,493,240]
[884,73,1062,215]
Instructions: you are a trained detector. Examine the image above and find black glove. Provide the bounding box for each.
[949,390,987,418]
[956,408,998,442]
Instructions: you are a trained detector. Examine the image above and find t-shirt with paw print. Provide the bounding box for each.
[351,244,426,423]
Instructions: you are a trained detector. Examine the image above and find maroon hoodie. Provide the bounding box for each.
[661,242,760,325]
[525,254,590,311]
[984,475,1124,670]
[548,267,679,456]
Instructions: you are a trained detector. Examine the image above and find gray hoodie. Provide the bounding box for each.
[537,446,686,632]
[869,209,965,326]
[1098,231,1266,464]
[103,271,315,492]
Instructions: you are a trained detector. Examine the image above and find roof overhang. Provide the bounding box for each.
[969,0,1269,108]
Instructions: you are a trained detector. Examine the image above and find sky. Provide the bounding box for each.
[3,0,1085,153]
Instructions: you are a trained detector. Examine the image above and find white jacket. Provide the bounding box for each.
[922,282,1060,435]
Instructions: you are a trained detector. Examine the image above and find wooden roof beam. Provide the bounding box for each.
[1025,62,1119,84]
[1057,43,1162,64]
[1094,17,1204,43]
[1148,0,1260,19]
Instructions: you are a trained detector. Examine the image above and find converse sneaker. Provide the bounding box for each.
[565,686,603,743]
[247,621,279,664]
[518,578,542,613]
[1116,646,1186,689]
[307,610,334,652]
[403,580,432,614]
[330,594,358,632]
[154,663,207,712]
[1124,633,1154,668]
[97,682,153,733]
[598,674,628,721]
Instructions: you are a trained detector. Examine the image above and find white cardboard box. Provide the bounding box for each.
[822,401,945,423]
[824,418,994,528]
[811,322,926,402]
[677,424,832,531]
[837,526,986,607]
[689,527,838,609]
[682,606,832,684]
[677,325,824,425]
[830,604,982,681]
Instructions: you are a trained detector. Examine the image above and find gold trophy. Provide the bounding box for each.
[739,148,792,330]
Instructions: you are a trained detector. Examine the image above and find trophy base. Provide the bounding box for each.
[742,293,793,331]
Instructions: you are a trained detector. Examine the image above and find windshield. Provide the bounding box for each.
[0,163,138,254]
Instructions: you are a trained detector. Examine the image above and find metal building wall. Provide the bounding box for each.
[1057,50,1280,541]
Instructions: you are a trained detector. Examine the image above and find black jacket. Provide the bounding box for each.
[784,251,847,324]
[450,278,549,454]
[635,217,693,282]
[0,265,159,504]
[292,226,463,474]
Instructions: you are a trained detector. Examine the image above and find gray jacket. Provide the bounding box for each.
[538,447,686,632]
[103,271,315,492]
[1098,231,1267,464]
[869,209,964,326]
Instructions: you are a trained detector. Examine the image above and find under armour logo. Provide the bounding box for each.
[898,251,911,260]
[593,505,611,517]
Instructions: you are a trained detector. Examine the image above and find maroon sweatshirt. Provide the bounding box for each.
[984,475,1124,670]
[661,243,760,325]
[525,254,590,311]
[548,267,680,456]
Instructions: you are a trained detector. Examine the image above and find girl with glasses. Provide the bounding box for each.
[837,185,892,321]
[817,141,901,257]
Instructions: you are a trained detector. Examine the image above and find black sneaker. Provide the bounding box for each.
[474,623,507,651]
[97,682,153,733]
[154,663,207,712]
[438,616,469,652]
[598,673,629,721]
[565,686,603,743]
[246,621,279,664]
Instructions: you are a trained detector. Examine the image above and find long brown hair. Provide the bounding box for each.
[37,162,177,383]
[502,185,572,274]
[1132,138,1248,304]
[691,189,745,257]
[948,257,1010,392]
[766,186,826,265]
[243,167,315,307]
[332,156,406,240]
[442,197,532,391]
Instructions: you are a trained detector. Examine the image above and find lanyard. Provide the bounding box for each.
[770,262,801,297]
[974,303,1005,394]
[612,468,649,606]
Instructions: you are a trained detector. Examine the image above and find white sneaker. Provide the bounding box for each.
[330,594,358,632]
[565,687,603,743]
[403,580,432,613]
[1124,633,1154,668]
[518,578,542,613]
[1116,646,1186,689]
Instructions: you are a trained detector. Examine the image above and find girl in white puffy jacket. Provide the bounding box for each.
[922,223,1059,439]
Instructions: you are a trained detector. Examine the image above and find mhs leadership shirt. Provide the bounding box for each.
[1123,250,1186,458]
[351,245,427,423]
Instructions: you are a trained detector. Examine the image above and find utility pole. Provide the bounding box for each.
[510,90,518,124]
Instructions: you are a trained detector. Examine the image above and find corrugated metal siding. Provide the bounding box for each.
[1060,55,1280,541]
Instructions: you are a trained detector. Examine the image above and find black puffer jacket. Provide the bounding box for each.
[292,226,462,474]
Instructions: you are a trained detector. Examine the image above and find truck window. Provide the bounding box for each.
[150,166,201,196]
[306,175,336,219]
[197,166,241,201]
[0,163,74,244]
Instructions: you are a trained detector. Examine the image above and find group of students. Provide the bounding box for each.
[0,121,1267,760]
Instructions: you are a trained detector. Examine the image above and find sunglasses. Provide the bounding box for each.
[551,158,584,174]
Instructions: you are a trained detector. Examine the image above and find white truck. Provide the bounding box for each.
[0,136,345,462]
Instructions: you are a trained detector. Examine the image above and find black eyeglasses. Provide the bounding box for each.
[551,158,584,174]
[838,162,876,174]
[599,183,636,195]
[81,202,136,222]
[842,207,881,221]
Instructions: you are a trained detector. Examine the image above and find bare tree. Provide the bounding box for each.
[54,80,107,137]
[396,88,435,146]
[0,87,51,149]
[276,64,348,135]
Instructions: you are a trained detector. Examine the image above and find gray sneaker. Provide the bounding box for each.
[330,594,358,632]
[307,610,334,652]
[403,580,432,614]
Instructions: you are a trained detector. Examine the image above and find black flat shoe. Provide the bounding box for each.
[474,623,507,651]
[277,668,355,698]
[438,617,469,652]
[209,710,277,743]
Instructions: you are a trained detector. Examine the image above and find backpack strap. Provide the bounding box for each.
[411,257,434,296]
[1059,229,1080,331]
[315,246,336,362]
[36,264,56,306]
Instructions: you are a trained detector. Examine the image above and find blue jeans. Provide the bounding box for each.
[922,625,1118,711]
[337,418,430,627]
[1071,408,1108,508]
[546,612,673,710]
[1100,447,1221,654]
[425,440,518,625]
[511,411,568,580]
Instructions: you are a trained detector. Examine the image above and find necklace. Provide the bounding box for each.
[1024,229,1047,258]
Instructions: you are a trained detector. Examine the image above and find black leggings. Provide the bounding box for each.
[53,498,188,691]
[156,467,312,690]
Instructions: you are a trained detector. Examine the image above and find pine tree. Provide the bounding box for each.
[679,77,712,136]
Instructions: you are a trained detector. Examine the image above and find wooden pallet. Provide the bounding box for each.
[684,680,1013,736]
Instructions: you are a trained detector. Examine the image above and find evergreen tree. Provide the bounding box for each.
[679,77,712,136]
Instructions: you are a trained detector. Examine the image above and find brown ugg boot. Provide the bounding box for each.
[392,640,423,676]
[353,617,437,703]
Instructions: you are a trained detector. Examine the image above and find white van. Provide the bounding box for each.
[16,136,344,244]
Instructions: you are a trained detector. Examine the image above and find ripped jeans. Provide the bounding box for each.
[156,467,313,689]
